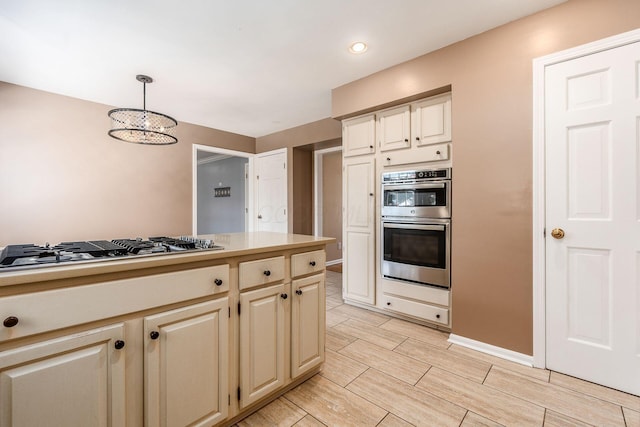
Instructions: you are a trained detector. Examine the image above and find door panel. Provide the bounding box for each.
[0,324,125,427]
[239,283,286,408]
[255,149,287,232]
[545,40,640,396]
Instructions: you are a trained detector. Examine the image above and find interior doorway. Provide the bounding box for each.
[192,145,253,235]
[314,147,343,264]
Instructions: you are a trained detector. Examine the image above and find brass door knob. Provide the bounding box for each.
[551,228,565,239]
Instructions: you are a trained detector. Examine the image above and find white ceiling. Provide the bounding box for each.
[0,0,565,138]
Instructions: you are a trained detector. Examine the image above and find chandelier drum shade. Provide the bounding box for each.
[108,75,178,145]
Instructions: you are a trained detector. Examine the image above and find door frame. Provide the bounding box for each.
[192,144,255,236]
[532,28,640,369]
[313,146,342,237]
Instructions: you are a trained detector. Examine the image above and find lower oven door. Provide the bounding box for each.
[382,220,450,288]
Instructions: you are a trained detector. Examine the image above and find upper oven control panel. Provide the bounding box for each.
[382,168,451,183]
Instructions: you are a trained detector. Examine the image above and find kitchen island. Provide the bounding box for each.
[0,232,334,427]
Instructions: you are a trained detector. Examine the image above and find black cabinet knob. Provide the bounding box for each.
[280,293,288,299]
[150,331,160,340]
[386,157,391,161]
[3,316,18,328]
[309,261,316,267]
[416,137,420,140]
[114,340,126,350]
[369,145,373,149]
[436,150,441,155]
[263,270,271,277]
[404,138,409,142]
[436,314,441,319]
[386,302,391,306]
[214,278,223,286]
[295,289,303,295]
[369,193,374,196]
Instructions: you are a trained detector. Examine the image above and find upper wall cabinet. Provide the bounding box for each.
[343,114,376,157]
[413,93,452,146]
[377,105,411,152]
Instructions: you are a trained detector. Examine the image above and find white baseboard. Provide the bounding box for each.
[448,334,533,367]
[325,258,343,266]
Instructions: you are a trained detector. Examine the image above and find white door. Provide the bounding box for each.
[545,41,640,395]
[255,149,287,233]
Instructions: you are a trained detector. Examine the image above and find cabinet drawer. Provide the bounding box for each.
[380,279,449,306]
[239,256,285,290]
[0,264,229,341]
[382,295,449,326]
[381,143,449,167]
[291,250,325,278]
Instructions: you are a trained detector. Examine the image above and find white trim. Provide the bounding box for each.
[448,334,533,367]
[313,146,342,237]
[192,144,254,236]
[531,28,640,370]
[325,258,343,267]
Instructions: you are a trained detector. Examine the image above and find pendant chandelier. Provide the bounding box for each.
[108,75,178,145]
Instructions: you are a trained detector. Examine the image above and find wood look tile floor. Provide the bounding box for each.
[236,270,640,427]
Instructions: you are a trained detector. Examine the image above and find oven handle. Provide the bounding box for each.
[382,222,446,232]
[382,182,446,190]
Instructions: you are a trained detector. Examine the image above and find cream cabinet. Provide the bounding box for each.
[238,283,287,409]
[0,323,126,427]
[343,114,375,157]
[290,253,325,378]
[377,105,411,152]
[342,156,376,304]
[0,236,331,427]
[413,93,452,146]
[144,298,228,427]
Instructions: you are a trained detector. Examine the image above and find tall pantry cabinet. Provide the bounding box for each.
[342,115,376,304]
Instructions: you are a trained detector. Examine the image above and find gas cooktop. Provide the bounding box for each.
[0,236,223,270]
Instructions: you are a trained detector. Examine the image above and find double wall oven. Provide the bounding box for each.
[381,168,451,288]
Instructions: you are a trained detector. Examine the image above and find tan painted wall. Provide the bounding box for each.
[256,118,342,233]
[332,0,640,355]
[322,150,343,262]
[0,82,255,246]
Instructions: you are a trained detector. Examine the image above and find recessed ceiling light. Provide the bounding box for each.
[349,41,368,54]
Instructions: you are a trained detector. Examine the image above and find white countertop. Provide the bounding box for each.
[0,232,335,287]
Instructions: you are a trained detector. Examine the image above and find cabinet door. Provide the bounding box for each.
[144,299,228,427]
[343,114,375,157]
[414,94,452,146]
[377,105,411,152]
[291,274,325,378]
[0,324,126,427]
[343,157,376,304]
[239,283,286,408]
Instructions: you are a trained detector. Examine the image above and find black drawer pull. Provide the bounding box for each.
[295,289,303,295]
[150,331,160,340]
[280,293,288,299]
[3,316,18,328]
[309,261,316,267]
[114,340,126,350]
[214,278,223,286]
[263,270,271,277]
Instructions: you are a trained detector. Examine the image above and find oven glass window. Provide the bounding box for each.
[383,187,446,207]
[383,226,446,269]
